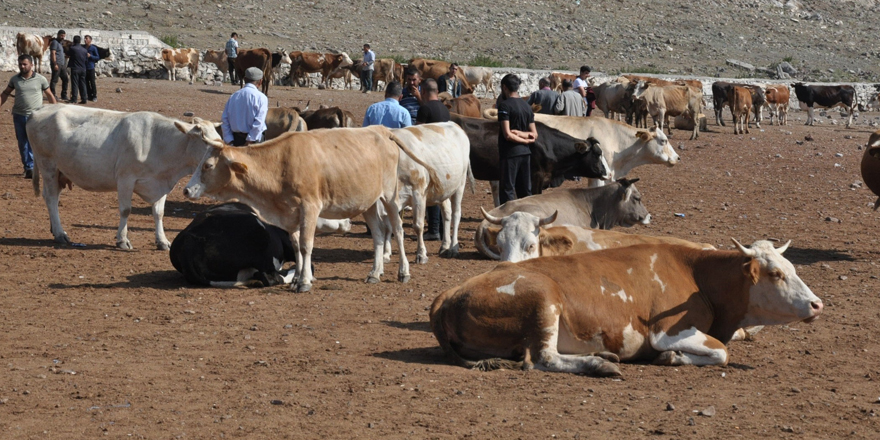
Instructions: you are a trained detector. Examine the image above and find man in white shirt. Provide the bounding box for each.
[572,65,595,116]
[221,67,267,146]
[225,32,239,84]
[361,43,375,93]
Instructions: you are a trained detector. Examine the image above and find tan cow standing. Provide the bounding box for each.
[729,86,753,135]
[409,58,472,91]
[263,107,307,140]
[16,33,52,73]
[632,82,703,140]
[549,72,577,92]
[202,50,228,82]
[289,52,354,89]
[160,48,199,84]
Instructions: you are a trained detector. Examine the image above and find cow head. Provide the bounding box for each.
[732,239,823,327]
[635,127,678,166]
[608,178,651,227]
[573,137,611,181]
[630,80,649,101]
[277,49,291,65]
[97,46,115,62]
[174,117,223,157]
[482,208,558,262]
[338,52,354,68]
[181,134,244,200]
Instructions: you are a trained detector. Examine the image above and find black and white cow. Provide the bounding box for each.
[792,83,856,128]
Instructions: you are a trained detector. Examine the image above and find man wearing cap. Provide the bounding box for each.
[221,67,267,146]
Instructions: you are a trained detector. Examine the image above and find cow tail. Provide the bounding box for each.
[32,161,40,197]
[473,222,501,260]
[430,295,524,372]
[389,132,444,198]
[467,162,476,194]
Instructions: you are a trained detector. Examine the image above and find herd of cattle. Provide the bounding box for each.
[15,32,880,376]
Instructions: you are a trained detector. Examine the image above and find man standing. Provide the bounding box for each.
[226,32,239,84]
[361,43,375,93]
[49,30,68,101]
[68,36,89,104]
[497,74,537,205]
[554,79,586,116]
[0,55,57,178]
[436,63,462,98]
[363,81,411,128]
[84,35,100,102]
[221,67,267,146]
[527,77,560,115]
[415,78,451,241]
[573,65,595,116]
[400,67,422,125]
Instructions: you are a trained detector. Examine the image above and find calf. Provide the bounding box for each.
[549,72,578,92]
[160,48,199,84]
[764,84,791,126]
[793,83,856,128]
[431,239,823,376]
[729,86,753,135]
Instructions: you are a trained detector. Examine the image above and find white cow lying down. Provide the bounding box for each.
[28,104,222,250]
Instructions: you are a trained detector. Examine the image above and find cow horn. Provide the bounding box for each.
[776,240,791,254]
[480,207,503,225]
[731,238,756,257]
[539,211,558,226]
[201,135,224,148]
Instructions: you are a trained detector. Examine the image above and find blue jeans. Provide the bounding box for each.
[361,69,373,91]
[13,113,33,171]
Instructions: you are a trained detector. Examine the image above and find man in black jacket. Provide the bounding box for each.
[67,36,89,104]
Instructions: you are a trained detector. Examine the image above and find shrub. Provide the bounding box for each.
[468,55,503,68]
[160,35,182,48]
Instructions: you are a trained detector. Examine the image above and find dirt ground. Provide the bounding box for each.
[1,75,880,439]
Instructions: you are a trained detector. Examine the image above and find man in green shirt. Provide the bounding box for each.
[0,55,57,178]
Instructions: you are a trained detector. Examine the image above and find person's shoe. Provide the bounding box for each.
[24,169,33,179]
[424,232,440,241]
[89,98,97,102]
[79,101,87,104]
[66,99,76,104]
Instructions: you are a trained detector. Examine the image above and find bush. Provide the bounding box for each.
[386,54,409,65]
[160,35,182,48]
[468,55,503,68]
[623,66,665,74]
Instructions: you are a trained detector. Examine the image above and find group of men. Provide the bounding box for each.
[528,65,595,116]
[48,30,104,104]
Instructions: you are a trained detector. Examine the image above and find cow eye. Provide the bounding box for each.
[527,244,536,253]
[769,269,785,280]
[203,163,214,170]
[633,196,641,202]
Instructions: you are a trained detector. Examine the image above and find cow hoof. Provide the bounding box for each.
[295,283,311,293]
[365,276,381,284]
[594,351,620,363]
[117,240,133,250]
[383,255,391,263]
[398,273,411,283]
[156,240,171,251]
[593,360,622,377]
[439,248,459,259]
[415,255,428,265]
[653,351,678,366]
[54,233,72,245]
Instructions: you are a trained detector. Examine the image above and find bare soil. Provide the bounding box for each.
[1,76,880,439]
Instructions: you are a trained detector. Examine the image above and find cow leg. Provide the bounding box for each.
[151,194,172,250]
[714,106,724,127]
[383,196,412,283]
[412,193,428,265]
[439,197,460,258]
[115,179,137,250]
[806,106,814,126]
[293,207,319,292]
[188,64,195,85]
[845,105,853,128]
[363,203,387,283]
[649,327,729,366]
[532,306,621,377]
[38,160,71,245]
[489,180,501,207]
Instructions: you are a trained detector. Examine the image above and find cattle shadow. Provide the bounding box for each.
[48,270,188,290]
[130,200,208,219]
[73,223,180,233]
[785,246,855,265]
[0,237,117,250]
[381,320,431,333]
[199,89,232,96]
[372,346,449,366]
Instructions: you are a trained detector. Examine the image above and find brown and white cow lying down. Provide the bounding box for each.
[430,239,823,376]
[480,209,714,262]
[474,179,650,259]
[183,126,441,292]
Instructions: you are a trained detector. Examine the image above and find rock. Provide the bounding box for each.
[835,153,843,157]
[102,11,113,16]
[805,134,814,141]
[839,275,848,280]
[781,426,795,433]
[666,402,675,411]
[116,88,123,93]
[726,59,755,72]
[687,417,695,426]
[825,217,840,223]
[779,61,797,75]
[183,111,194,117]
[791,387,801,393]
[270,400,284,405]
[698,406,716,417]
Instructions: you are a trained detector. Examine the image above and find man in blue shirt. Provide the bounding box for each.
[221,67,268,146]
[84,35,100,102]
[362,81,410,128]
[399,66,422,125]
[361,43,375,93]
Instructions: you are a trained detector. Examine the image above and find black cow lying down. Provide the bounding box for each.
[170,202,296,287]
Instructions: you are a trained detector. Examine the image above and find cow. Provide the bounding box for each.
[451,113,610,205]
[711,81,735,126]
[182,125,443,292]
[430,239,823,376]
[549,72,577,92]
[439,93,481,118]
[383,123,471,264]
[594,77,633,120]
[270,50,292,85]
[743,84,767,128]
[473,179,650,259]
[764,84,791,126]
[295,106,355,129]
[506,113,678,187]
[860,130,880,210]
[480,210,713,262]
[632,82,702,139]
[729,86,753,135]
[622,74,676,87]
[408,58,473,92]
[792,83,856,128]
[160,48,199,84]
[461,66,496,98]
[16,33,52,73]
[234,48,272,95]
[264,107,307,140]
[27,105,222,249]
[202,50,228,82]
[289,52,354,89]
[370,58,398,91]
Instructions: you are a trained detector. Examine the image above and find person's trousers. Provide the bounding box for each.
[50,66,69,100]
[227,58,238,84]
[360,69,373,91]
[499,154,532,206]
[12,113,33,171]
[230,131,264,147]
[70,69,87,102]
[426,205,441,235]
[86,69,97,100]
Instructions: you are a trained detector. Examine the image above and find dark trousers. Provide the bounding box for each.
[230,132,264,147]
[50,66,69,100]
[70,69,87,102]
[426,205,441,235]
[499,155,532,205]
[86,69,97,100]
[227,58,238,84]
[360,69,373,91]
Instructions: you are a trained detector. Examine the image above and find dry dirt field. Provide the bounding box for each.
[2,76,880,439]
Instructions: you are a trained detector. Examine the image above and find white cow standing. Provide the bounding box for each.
[388,123,471,264]
[28,105,222,249]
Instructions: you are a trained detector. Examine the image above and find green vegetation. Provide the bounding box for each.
[622,66,665,74]
[468,55,503,68]
[160,35,182,48]
[386,54,409,65]
[782,56,794,63]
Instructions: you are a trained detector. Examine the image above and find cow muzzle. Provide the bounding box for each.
[802,300,824,323]
[640,214,651,225]
[183,184,203,199]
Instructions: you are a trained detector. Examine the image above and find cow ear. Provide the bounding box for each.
[574,142,589,153]
[635,130,652,141]
[228,161,248,175]
[742,258,760,285]
[539,232,573,256]
[174,120,193,134]
[622,185,634,202]
[486,227,501,247]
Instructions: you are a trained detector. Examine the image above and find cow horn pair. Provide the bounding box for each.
[617,177,640,187]
[480,207,557,227]
[730,238,791,256]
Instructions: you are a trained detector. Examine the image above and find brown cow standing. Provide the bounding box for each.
[729,86,753,135]
[288,52,354,89]
[409,58,472,92]
[549,72,577,92]
[438,93,481,118]
[764,84,791,126]
[295,106,355,129]
[234,48,272,95]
